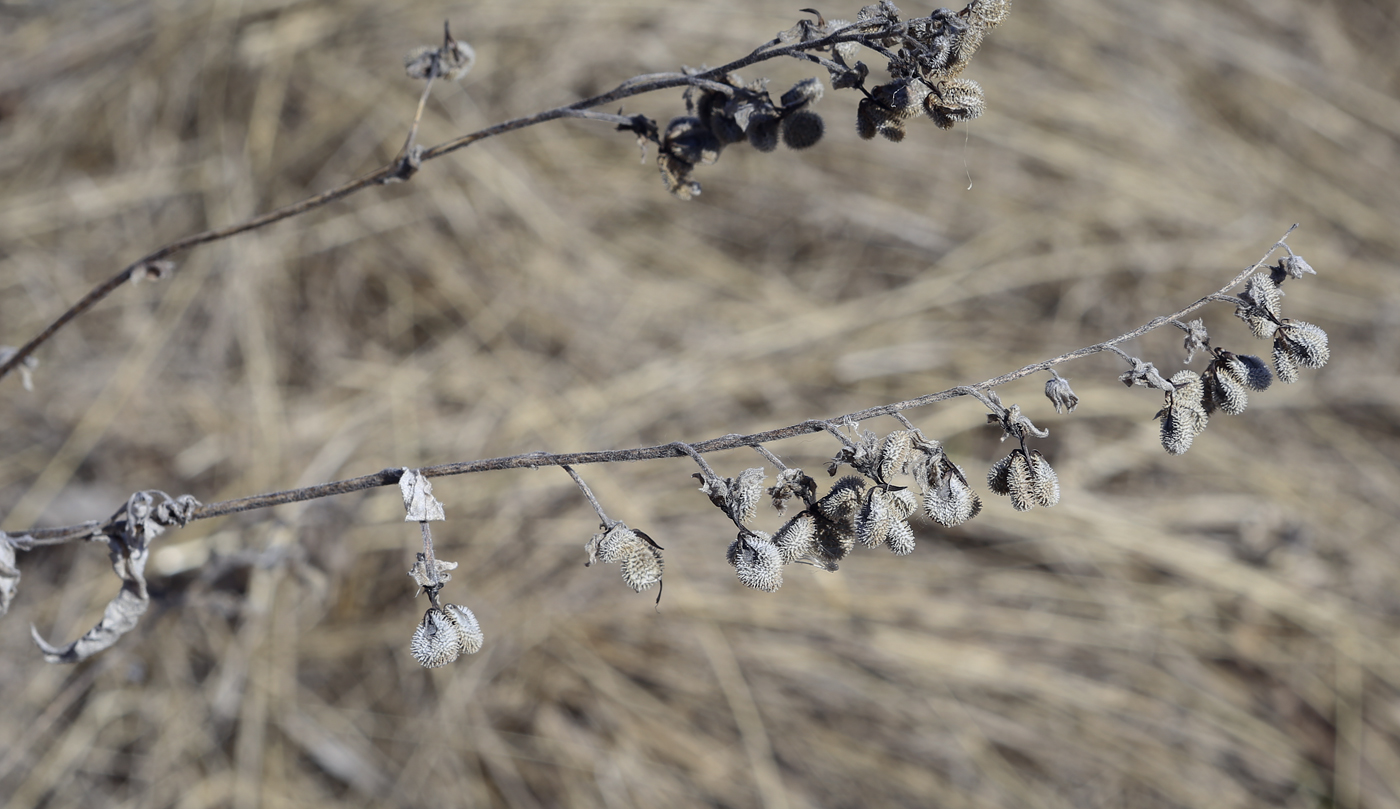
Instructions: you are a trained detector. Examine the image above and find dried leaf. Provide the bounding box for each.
[399,468,446,522]
[0,537,18,617]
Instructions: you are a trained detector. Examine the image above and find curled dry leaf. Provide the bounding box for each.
[399,468,446,522]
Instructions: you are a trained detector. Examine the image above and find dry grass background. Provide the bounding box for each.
[0,0,1397,806]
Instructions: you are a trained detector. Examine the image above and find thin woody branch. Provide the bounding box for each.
[0,224,1305,551]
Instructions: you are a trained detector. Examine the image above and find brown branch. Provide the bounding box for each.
[2,225,1296,550]
[0,24,889,383]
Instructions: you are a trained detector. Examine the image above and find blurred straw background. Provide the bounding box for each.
[1,0,1398,805]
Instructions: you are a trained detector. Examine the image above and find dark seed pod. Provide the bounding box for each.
[658,154,700,200]
[924,78,986,129]
[780,77,825,110]
[781,110,825,149]
[747,116,781,152]
[813,515,855,566]
[663,116,722,166]
[1233,353,1273,391]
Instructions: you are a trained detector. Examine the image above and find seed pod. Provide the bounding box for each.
[813,515,855,566]
[781,110,825,149]
[1242,273,1282,320]
[773,511,818,563]
[445,604,484,655]
[1027,451,1060,508]
[658,153,700,200]
[987,453,1014,495]
[1205,358,1249,416]
[663,116,722,166]
[747,116,781,152]
[733,533,783,592]
[780,77,825,110]
[877,430,914,483]
[596,523,641,564]
[1004,451,1036,512]
[924,78,986,129]
[817,476,866,523]
[923,463,981,527]
[885,519,916,555]
[1277,321,1330,369]
[730,467,767,525]
[1231,353,1273,391]
[411,607,464,668]
[619,542,664,592]
[1157,370,1209,455]
[856,488,894,548]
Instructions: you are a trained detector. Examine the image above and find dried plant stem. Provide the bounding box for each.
[0,224,1299,551]
[0,24,894,383]
[563,465,611,527]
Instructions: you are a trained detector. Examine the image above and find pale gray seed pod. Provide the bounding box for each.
[856,488,894,548]
[619,543,664,592]
[781,111,825,150]
[1273,342,1300,384]
[773,512,818,564]
[1242,273,1282,320]
[987,453,1014,496]
[781,77,825,110]
[1028,451,1060,508]
[967,0,1012,27]
[730,467,767,525]
[923,467,981,527]
[1169,370,1207,413]
[1206,359,1249,416]
[1278,321,1330,369]
[817,476,866,523]
[1159,406,1199,456]
[877,430,914,483]
[411,607,464,668]
[596,523,641,564]
[885,519,916,555]
[733,534,784,592]
[445,604,484,655]
[888,487,918,520]
[1236,306,1278,340]
[1004,451,1036,512]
